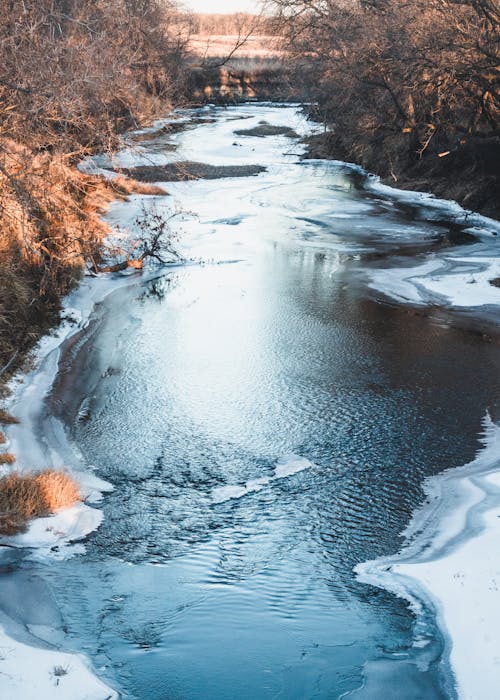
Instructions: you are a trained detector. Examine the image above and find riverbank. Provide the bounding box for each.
[0,252,190,697]
[0,0,194,390]
[0,149,169,391]
[304,131,500,221]
[0,275,123,697]
[1,101,499,699]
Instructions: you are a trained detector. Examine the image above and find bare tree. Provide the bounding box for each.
[268,0,499,209]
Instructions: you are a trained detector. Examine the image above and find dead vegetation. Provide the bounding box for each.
[0,0,193,378]
[271,0,500,216]
[0,146,175,371]
[0,470,80,536]
[92,204,183,273]
[0,410,19,425]
[187,12,280,66]
[0,143,121,369]
[0,407,80,536]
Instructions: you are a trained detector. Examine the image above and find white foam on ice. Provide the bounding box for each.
[356,416,500,700]
[212,454,314,504]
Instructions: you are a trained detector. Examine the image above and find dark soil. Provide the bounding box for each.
[119,161,267,182]
[234,122,299,138]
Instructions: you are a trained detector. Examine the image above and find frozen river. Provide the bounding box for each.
[2,103,500,699]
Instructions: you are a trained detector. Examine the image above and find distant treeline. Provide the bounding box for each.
[189,13,273,36]
[271,0,499,215]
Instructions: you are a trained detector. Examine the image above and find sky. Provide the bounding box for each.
[181,0,262,13]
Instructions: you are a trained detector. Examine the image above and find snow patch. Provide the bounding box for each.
[2,503,103,561]
[0,624,117,700]
[356,416,500,699]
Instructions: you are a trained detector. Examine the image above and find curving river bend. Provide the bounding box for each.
[5,103,500,699]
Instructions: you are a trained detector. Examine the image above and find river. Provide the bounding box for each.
[2,103,500,699]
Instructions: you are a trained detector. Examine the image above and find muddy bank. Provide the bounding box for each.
[130,117,218,145]
[234,122,299,138]
[119,161,267,182]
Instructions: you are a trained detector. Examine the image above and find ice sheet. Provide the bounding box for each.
[357,417,500,699]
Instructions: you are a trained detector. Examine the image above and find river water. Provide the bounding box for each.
[6,104,500,698]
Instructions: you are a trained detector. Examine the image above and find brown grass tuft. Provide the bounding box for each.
[0,410,20,424]
[0,431,5,444]
[0,469,80,535]
[111,175,168,197]
[0,453,15,464]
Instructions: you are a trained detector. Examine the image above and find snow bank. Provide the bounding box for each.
[0,253,140,698]
[357,416,500,699]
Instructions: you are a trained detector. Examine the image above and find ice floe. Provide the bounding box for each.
[212,454,314,504]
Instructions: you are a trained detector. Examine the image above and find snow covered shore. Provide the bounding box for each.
[0,625,118,700]
[0,274,135,697]
[357,417,500,699]
[365,174,500,313]
[1,103,499,699]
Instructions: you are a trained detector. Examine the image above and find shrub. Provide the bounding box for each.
[0,470,80,535]
[0,410,20,424]
[0,454,15,464]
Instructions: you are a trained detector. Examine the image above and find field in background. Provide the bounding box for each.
[186,12,283,70]
[189,33,283,71]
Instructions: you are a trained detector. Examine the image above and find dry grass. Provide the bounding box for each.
[0,431,5,444]
[0,453,15,464]
[0,469,80,535]
[189,34,282,60]
[0,139,169,373]
[111,175,167,197]
[0,409,19,424]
